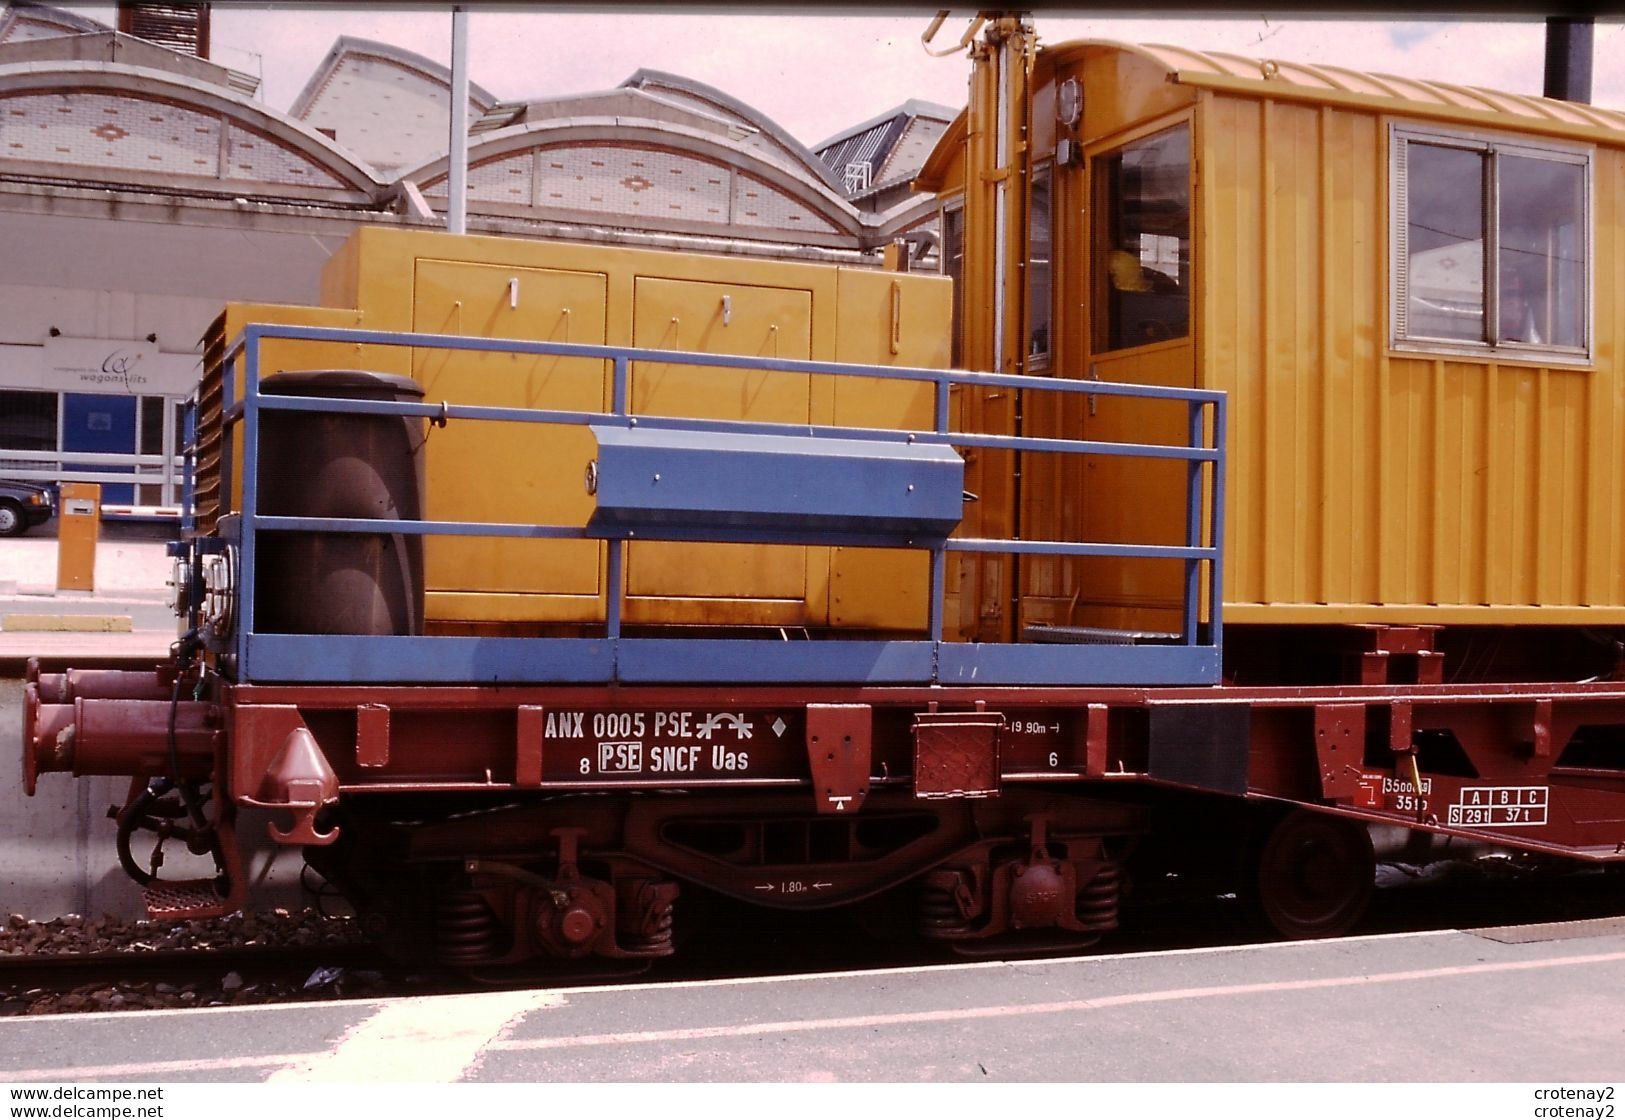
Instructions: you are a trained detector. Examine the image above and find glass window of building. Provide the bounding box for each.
[0,390,58,452]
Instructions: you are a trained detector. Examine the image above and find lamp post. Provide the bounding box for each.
[448,5,470,234]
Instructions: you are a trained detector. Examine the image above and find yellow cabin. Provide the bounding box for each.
[917,23,1625,642]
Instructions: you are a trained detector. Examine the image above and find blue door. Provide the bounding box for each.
[63,393,137,504]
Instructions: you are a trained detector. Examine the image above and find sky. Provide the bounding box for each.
[50,5,1625,147]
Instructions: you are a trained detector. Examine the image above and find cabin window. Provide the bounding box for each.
[1026,162,1054,370]
[941,199,966,368]
[1391,124,1591,360]
[0,390,57,452]
[1092,123,1191,353]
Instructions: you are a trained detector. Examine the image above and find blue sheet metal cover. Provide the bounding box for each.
[586,424,964,545]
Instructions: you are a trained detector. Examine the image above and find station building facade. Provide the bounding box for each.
[0,4,943,510]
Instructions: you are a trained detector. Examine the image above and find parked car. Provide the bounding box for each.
[0,480,54,537]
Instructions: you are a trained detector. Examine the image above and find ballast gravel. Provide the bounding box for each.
[0,908,419,1016]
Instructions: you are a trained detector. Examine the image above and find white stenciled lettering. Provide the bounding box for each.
[654,711,694,738]
[696,712,754,741]
[593,712,645,739]
[1448,785,1549,828]
[650,745,702,772]
[711,746,750,772]
[597,742,644,774]
[545,711,586,739]
[1381,775,1432,796]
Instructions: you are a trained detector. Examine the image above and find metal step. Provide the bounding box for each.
[142,879,233,921]
[1024,623,1181,646]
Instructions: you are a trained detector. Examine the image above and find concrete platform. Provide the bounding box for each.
[0,676,308,919]
[0,525,185,915]
[0,523,176,671]
[2,922,1623,1083]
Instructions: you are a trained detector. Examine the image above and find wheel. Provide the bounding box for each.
[0,499,23,537]
[1253,809,1375,939]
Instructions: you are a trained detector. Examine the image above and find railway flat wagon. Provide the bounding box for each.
[20,15,1625,967]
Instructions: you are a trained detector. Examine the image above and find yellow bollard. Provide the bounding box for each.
[56,482,101,592]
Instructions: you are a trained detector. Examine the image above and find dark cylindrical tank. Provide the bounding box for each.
[254,370,426,636]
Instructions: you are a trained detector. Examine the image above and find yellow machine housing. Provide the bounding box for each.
[918,27,1625,633]
[205,226,952,634]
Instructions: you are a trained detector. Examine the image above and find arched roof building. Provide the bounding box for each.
[0,59,383,200]
[407,95,866,253]
[290,34,498,178]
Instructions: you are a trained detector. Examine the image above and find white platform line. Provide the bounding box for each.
[490,946,1625,1054]
[3,1052,306,1083]
[268,989,563,1083]
[575,925,1466,998]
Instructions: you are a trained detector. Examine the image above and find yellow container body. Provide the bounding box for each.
[919,37,1625,631]
[202,302,372,529]
[1200,96,1625,625]
[220,227,951,632]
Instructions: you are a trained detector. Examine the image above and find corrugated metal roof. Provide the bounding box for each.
[813,98,958,153]
[1058,39,1625,143]
[117,2,208,60]
[819,112,908,187]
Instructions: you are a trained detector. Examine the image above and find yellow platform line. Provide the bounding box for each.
[2,613,134,633]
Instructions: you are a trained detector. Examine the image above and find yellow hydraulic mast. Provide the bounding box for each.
[932,11,1036,641]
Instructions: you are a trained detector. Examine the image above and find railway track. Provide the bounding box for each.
[0,940,418,1016]
[2,857,1620,1016]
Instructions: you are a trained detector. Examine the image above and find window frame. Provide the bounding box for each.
[1389,121,1594,365]
[1088,118,1194,356]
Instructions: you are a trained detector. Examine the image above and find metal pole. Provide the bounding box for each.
[448,5,470,233]
[1544,17,1593,104]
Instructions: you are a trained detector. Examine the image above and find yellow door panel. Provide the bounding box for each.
[1078,339,1196,632]
[629,277,813,420]
[412,259,609,598]
[827,268,948,631]
[627,277,813,607]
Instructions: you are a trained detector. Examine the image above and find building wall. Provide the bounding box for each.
[418,131,854,248]
[0,79,358,195]
[0,199,365,505]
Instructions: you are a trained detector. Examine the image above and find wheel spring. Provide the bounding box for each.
[918,872,973,936]
[1076,863,1121,930]
[435,892,501,965]
[621,893,676,955]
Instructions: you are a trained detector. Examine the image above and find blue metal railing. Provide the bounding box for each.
[203,323,1226,687]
